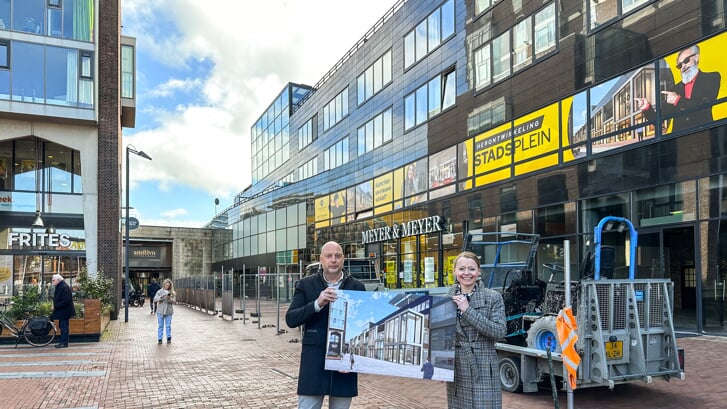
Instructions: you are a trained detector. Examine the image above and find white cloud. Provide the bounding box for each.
[141,218,210,228]
[147,78,203,98]
[125,105,243,197]
[160,208,189,218]
[122,0,396,203]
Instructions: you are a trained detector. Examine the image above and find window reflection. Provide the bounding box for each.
[3,137,82,195]
[1,0,93,41]
[636,181,696,227]
[492,31,511,83]
[590,0,650,30]
[404,70,456,131]
[404,0,455,69]
[513,18,532,71]
[580,194,630,234]
[44,142,72,194]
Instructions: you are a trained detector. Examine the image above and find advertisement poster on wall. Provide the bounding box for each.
[401,158,427,206]
[346,186,357,222]
[428,146,457,201]
[373,172,393,215]
[385,260,397,286]
[314,195,330,228]
[424,257,435,283]
[0,255,11,296]
[653,34,727,135]
[568,31,727,158]
[355,180,373,218]
[0,159,6,191]
[329,189,347,225]
[458,140,473,191]
[403,260,413,283]
[324,290,455,382]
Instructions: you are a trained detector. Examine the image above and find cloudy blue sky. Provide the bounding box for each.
[336,290,399,336]
[120,0,397,227]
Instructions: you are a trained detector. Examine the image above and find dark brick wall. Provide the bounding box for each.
[97,0,122,316]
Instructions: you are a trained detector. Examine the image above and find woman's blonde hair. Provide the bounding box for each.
[162,278,175,296]
[453,251,480,269]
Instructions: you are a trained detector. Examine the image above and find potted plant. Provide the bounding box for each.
[72,269,115,339]
[0,286,51,342]
[7,285,43,320]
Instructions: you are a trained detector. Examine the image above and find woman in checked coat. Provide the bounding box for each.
[447,251,507,409]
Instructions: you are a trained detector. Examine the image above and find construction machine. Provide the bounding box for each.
[464,216,684,393]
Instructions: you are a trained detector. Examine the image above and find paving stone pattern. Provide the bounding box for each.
[0,301,725,408]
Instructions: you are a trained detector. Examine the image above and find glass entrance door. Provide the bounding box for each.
[702,222,727,335]
[638,226,697,334]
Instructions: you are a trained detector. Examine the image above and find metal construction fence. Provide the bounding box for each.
[174,276,216,313]
[174,264,302,331]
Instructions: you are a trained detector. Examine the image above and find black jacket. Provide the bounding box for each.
[147,282,161,298]
[51,280,75,320]
[285,271,364,397]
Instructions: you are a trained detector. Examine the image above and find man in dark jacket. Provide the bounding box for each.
[147,278,161,314]
[51,274,75,348]
[285,241,365,409]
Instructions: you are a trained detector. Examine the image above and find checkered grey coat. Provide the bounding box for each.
[446,281,507,408]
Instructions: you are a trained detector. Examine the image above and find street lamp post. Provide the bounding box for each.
[125,145,152,323]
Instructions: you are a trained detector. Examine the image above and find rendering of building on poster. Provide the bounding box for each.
[324,290,456,382]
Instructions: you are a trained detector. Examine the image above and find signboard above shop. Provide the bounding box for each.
[361,215,445,244]
[8,232,72,249]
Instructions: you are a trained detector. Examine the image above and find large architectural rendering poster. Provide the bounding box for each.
[324,290,455,382]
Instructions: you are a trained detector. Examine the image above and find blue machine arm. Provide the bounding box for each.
[594,216,638,280]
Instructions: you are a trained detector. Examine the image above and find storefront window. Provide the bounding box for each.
[536,203,576,237]
[635,181,696,227]
[580,193,630,234]
[702,175,727,218]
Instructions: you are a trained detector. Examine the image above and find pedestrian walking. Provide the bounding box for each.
[51,274,75,348]
[421,357,434,380]
[147,278,161,314]
[153,279,176,344]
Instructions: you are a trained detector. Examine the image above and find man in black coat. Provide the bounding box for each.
[636,44,721,133]
[147,278,161,314]
[285,241,365,409]
[51,274,75,348]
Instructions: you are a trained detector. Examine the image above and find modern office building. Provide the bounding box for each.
[212,0,727,335]
[0,0,135,311]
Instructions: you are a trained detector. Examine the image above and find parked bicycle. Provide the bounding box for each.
[0,301,57,347]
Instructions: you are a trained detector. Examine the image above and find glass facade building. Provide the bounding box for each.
[0,0,134,309]
[214,0,727,335]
